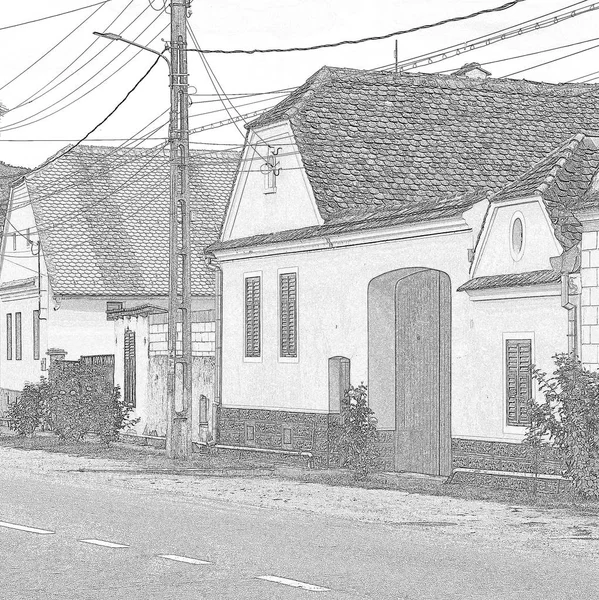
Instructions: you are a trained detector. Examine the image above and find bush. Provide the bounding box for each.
[528,354,599,499]
[336,384,379,480]
[9,375,138,446]
[8,379,51,436]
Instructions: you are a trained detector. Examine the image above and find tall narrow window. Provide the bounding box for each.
[280,272,298,358]
[6,313,12,361]
[244,276,261,358]
[506,339,532,426]
[15,312,22,361]
[33,310,40,360]
[123,328,136,407]
[11,233,16,251]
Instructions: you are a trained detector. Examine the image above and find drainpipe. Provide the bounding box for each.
[551,245,581,358]
[204,253,222,444]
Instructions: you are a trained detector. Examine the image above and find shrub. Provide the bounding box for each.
[336,384,379,480]
[528,354,599,499]
[8,379,51,436]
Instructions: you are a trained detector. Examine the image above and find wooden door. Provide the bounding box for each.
[395,270,450,475]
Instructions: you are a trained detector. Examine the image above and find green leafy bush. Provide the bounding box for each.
[336,384,379,480]
[528,354,599,498]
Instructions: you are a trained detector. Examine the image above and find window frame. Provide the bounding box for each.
[33,310,40,361]
[503,333,534,430]
[278,267,299,363]
[15,312,22,361]
[6,313,12,361]
[243,271,262,362]
[509,211,526,262]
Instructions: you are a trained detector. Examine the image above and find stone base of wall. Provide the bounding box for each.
[452,438,563,476]
[449,469,571,494]
[218,406,340,467]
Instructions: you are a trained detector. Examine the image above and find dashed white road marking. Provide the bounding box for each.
[0,521,54,535]
[79,539,129,548]
[257,575,329,592]
[158,554,211,565]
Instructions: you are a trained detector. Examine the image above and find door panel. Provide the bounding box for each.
[395,270,441,475]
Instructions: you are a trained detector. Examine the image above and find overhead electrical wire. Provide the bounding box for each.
[0,1,113,33]
[0,1,109,93]
[373,0,599,72]
[502,40,599,77]
[13,0,142,110]
[190,0,526,54]
[0,19,168,133]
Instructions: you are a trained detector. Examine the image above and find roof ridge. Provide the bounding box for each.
[537,133,586,196]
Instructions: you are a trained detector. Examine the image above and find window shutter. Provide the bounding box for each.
[33,310,40,361]
[123,328,136,407]
[15,312,22,361]
[245,276,261,357]
[280,272,297,358]
[506,339,532,426]
[6,313,12,361]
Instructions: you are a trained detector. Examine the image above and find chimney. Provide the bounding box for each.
[453,62,491,79]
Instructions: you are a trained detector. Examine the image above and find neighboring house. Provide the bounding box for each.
[0,145,237,442]
[208,66,599,475]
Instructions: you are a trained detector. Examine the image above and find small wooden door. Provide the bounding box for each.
[123,328,136,407]
[395,270,450,475]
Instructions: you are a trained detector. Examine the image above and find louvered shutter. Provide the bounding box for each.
[245,276,261,357]
[506,339,532,426]
[280,272,297,358]
[124,328,136,407]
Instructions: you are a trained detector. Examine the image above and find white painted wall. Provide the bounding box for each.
[223,122,323,240]
[474,198,562,277]
[220,230,474,419]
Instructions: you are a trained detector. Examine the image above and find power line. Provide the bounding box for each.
[503,39,599,77]
[14,53,164,180]
[374,0,598,72]
[13,0,141,109]
[0,2,108,92]
[0,1,113,33]
[190,0,526,54]
[0,20,168,133]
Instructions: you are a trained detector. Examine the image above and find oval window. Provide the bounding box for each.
[511,216,524,259]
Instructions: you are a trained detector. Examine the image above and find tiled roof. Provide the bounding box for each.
[0,161,28,222]
[109,304,167,319]
[249,67,599,220]
[25,145,238,296]
[210,191,481,253]
[489,134,599,249]
[457,269,562,292]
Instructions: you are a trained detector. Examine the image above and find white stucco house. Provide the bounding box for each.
[0,144,237,441]
[208,66,599,476]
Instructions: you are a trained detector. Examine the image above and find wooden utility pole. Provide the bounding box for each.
[166,0,193,460]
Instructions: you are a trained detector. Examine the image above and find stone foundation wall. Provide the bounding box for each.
[218,407,340,467]
[452,438,563,475]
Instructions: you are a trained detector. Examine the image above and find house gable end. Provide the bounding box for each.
[222,121,323,242]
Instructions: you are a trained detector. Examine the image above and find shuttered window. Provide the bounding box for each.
[245,276,261,358]
[506,339,532,427]
[280,272,297,358]
[15,312,22,361]
[123,328,136,407]
[6,314,12,361]
[33,310,40,361]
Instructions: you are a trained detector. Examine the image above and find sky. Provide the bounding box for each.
[1,0,599,168]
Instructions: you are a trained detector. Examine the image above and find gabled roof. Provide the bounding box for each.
[490,134,599,249]
[248,67,599,220]
[210,191,481,253]
[20,145,238,297]
[0,160,29,221]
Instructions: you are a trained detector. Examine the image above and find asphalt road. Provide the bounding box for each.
[1,473,598,599]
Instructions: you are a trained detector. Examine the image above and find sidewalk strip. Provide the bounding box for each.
[257,575,329,592]
[158,554,211,565]
[0,521,54,535]
[80,539,129,548]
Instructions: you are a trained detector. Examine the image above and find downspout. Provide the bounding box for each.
[551,245,581,358]
[204,253,222,444]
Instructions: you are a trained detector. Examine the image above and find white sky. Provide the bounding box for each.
[1,0,599,168]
